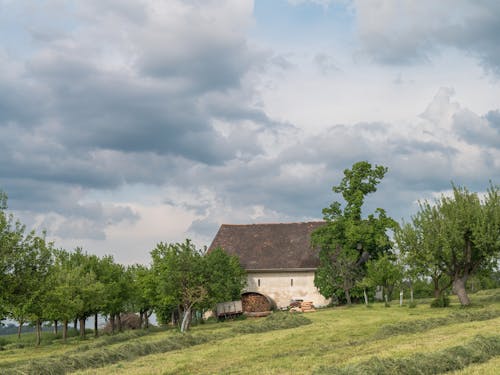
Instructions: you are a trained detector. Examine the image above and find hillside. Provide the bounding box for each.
[1,289,499,374]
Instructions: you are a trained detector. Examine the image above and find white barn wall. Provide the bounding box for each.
[245,271,329,308]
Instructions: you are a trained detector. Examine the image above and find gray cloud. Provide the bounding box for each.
[453,109,500,149]
[354,0,500,74]
[0,0,267,240]
[1,1,498,254]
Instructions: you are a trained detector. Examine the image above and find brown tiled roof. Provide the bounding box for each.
[208,222,325,270]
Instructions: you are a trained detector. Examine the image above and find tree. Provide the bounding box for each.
[203,247,246,307]
[128,264,156,329]
[396,184,499,306]
[396,220,451,299]
[98,256,130,334]
[151,240,246,332]
[0,191,26,323]
[151,240,206,332]
[313,161,397,304]
[65,248,105,338]
[44,249,94,341]
[19,233,54,345]
[362,253,403,305]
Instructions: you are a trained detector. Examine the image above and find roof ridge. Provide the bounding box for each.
[220,221,325,226]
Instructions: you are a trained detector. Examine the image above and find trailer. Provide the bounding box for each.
[216,300,243,318]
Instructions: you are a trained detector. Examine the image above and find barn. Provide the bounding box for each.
[208,222,330,309]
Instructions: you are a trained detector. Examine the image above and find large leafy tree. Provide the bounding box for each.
[0,191,26,322]
[65,249,105,338]
[44,249,83,341]
[396,218,450,299]
[151,240,246,332]
[362,253,403,304]
[203,247,246,307]
[128,264,156,329]
[18,233,54,345]
[98,256,131,333]
[396,184,499,306]
[151,240,206,332]
[313,161,397,304]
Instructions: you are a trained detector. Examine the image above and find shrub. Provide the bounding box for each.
[430,294,450,308]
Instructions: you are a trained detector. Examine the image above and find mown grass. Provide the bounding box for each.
[1,313,310,375]
[2,289,500,375]
[315,334,500,374]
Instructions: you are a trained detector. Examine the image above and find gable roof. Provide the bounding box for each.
[208,222,325,271]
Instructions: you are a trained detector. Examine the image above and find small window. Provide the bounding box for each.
[291,278,294,287]
[258,279,261,287]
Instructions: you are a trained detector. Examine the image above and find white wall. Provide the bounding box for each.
[245,271,330,308]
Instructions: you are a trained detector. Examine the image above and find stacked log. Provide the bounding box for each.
[300,301,316,313]
[242,293,271,312]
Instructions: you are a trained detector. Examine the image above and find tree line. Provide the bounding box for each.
[313,162,500,307]
[1,162,499,344]
[0,191,245,344]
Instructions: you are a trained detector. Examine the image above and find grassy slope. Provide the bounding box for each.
[1,290,499,374]
[77,290,500,375]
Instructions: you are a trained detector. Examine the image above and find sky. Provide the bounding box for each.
[0,0,499,265]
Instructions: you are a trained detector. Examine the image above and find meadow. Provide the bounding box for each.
[1,289,499,375]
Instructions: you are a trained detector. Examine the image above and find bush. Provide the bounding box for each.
[430,294,450,308]
[408,301,417,308]
[0,336,8,350]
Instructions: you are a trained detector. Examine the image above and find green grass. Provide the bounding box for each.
[1,289,500,375]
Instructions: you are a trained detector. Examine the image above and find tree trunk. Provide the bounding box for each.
[110,314,116,334]
[63,320,68,342]
[145,311,151,329]
[53,320,58,335]
[94,313,99,337]
[74,318,78,332]
[399,290,403,306]
[35,319,42,346]
[79,318,86,338]
[344,289,352,305]
[181,307,192,333]
[139,311,143,329]
[410,285,414,303]
[433,277,441,298]
[17,322,23,339]
[363,288,368,305]
[453,275,470,306]
[117,313,122,332]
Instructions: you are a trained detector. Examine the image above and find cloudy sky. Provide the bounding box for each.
[1,0,499,264]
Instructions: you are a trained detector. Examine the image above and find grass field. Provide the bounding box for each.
[1,289,499,374]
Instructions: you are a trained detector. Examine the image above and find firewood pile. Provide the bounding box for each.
[242,293,271,312]
[289,301,316,313]
[300,301,316,312]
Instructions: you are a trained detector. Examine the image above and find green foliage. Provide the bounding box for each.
[203,247,246,307]
[313,161,397,304]
[151,240,246,332]
[430,294,450,308]
[396,183,500,306]
[362,253,403,302]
